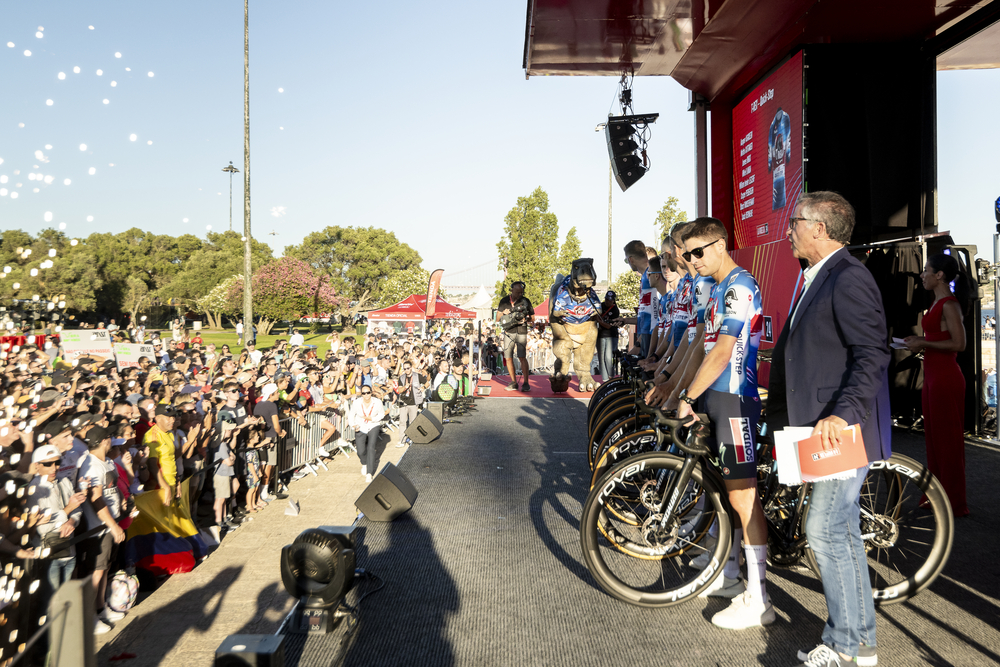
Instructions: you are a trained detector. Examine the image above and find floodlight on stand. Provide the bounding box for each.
[279,526,358,634]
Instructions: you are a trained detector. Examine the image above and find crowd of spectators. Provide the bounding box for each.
[0,318,483,660]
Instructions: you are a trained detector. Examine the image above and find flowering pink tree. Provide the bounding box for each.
[226,257,342,335]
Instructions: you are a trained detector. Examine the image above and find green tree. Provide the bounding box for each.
[655,197,689,243]
[123,275,152,326]
[557,226,583,279]
[160,231,273,306]
[226,257,342,336]
[84,228,203,314]
[285,226,421,318]
[608,270,640,312]
[0,229,103,312]
[375,267,450,308]
[197,274,243,330]
[495,187,560,306]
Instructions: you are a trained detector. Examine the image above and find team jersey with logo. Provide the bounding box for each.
[657,292,673,337]
[687,275,716,343]
[552,276,600,324]
[671,274,693,347]
[704,267,764,396]
[637,269,655,335]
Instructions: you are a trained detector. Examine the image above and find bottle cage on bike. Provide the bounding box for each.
[636,402,712,456]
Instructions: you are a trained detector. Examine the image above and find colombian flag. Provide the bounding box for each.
[124,478,207,575]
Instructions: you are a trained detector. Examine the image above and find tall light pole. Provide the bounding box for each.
[596,123,612,284]
[222,161,239,232]
[242,0,253,340]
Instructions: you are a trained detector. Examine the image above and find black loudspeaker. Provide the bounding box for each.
[406,409,442,444]
[354,462,418,521]
[216,634,284,667]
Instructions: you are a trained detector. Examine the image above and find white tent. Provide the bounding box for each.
[460,285,494,320]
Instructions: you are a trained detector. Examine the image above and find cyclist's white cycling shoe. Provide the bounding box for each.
[697,575,745,598]
[710,591,775,629]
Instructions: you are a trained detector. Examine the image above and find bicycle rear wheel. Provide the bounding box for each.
[802,453,953,605]
[580,452,732,607]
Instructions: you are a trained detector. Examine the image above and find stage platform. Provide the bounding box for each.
[477,373,606,399]
[318,398,1000,667]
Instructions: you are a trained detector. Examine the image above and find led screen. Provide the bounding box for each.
[731,51,804,249]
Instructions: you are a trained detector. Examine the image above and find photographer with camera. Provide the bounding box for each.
[497,280,534,392]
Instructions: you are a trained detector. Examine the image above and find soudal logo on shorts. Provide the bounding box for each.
[729,418,755,464]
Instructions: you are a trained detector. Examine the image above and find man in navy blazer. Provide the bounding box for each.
[767,191,890,667]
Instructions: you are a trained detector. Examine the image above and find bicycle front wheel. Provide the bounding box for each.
[802,453,954,605]
[580,452,732,607]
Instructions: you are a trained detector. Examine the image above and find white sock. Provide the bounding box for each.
[361,465,367,476]
[744,544,768,602]
[724,528,743,579]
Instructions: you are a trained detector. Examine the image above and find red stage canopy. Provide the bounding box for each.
[366,295,477,321]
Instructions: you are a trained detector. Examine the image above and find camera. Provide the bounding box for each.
[499,302,529,331]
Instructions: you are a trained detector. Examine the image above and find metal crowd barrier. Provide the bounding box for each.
[276,408,357,477]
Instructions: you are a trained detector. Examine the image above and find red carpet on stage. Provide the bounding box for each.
[479,374,607,399]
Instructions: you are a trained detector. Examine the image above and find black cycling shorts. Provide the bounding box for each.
[698,389,762,481]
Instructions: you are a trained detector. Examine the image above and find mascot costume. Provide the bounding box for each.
[549,258,602,393]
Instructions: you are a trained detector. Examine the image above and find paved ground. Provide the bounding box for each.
[93,398,1000,667]
[94,431,407,666]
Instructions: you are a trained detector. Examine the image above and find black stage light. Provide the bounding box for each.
[279,526,357,634]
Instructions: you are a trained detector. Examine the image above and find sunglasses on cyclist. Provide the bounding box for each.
[682,239,722,262]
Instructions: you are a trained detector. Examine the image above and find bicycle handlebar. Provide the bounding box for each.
[636,402,712,456]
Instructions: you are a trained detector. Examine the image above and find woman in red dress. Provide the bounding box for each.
[904,253,970,517]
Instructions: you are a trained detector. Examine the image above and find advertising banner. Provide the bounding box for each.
[731,51,804,249]
[425,269,444,318]
[59,329,115,362]
[114,343,156,370]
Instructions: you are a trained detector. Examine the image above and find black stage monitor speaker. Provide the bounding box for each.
[216,634,284,667]
[406,409,442,444]
[355,462,418,521]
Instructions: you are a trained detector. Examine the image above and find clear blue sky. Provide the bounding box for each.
[2,2,996,292]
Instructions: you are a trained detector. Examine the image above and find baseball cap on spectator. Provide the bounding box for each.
[40,420,70,440]
[125,393,144,406]
[31,445,62,465]
[69,412,100,432]
[179,385,200,394]
[84,425,110,448]
[38,388,64,409]
[100,359,116,370]
[154,404,177,417]
[261,383,278,400]
[605,290,617,300]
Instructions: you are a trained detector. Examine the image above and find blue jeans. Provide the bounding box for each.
[597,336,617,378]
[804,465,876,657]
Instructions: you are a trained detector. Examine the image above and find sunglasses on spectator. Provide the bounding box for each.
[38,460,59,468]
[360,390,372,395]
[682,238,723,262]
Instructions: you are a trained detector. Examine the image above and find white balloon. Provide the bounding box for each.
[48,249,56,257]
[63,178,71,185]
[59,222,66,230]
[88,167,96,175]
[147,71,154,77]
[115,52,121,58]
[73,66,80,73]
[23,50,31,57]
[45,99,53,106]
[57,72,65,80]
[96,69,103,76]
[79,144,87,151]
[43,212,52,222]
[129,134,137,141]
[86,215,93,222]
